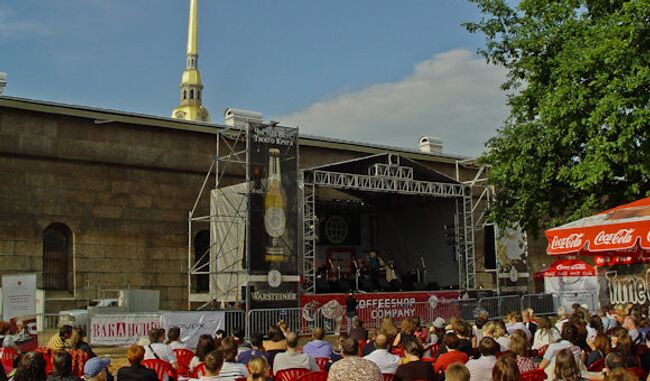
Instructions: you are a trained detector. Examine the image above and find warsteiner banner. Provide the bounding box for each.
[248,123,299,276]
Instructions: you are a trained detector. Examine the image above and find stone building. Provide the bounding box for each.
[0,96,503,312]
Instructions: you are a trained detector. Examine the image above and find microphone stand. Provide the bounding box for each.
[420,256,428,284]
[353,259,360,292]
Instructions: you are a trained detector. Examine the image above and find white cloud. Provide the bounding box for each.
[278,49,509,157]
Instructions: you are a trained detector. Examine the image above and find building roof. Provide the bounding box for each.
[0,95,473,164]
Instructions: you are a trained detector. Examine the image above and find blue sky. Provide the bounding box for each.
[0,1,508,156]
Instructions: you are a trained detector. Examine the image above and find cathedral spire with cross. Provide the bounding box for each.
[172,0,210,122]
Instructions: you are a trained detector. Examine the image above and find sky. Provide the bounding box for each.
[0,0,508,157]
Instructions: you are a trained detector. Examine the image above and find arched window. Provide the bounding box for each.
[183,90,187,100]
[190,89,194,99]
[194,230,210,292]
[43,223,72,290]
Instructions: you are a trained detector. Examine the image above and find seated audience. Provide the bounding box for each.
[586,334,610,368]
[509,335,535,374]
[623,316,644,345]
[46,350,80,381]
[452,320,473,357]
[611,331,639,368]
[82,357,111,381]
[272,331,319,373]
[380,318,398,347]
[433,333,469,373]
[231,329,250,354]
[198,350,223,381]
[263,325,287,366]
[0,321,16,349]
[190,334,216,373]
[552,348,583,381]
[116,345,159,381]
[393,318,418,348]
[393,340,437,381]
[604,367,636,381]
[236,332,269,365]
[302,327,333,359]
[143,328,177,368]
[246,356,268,381]
[47,325,73,351]
[330,334,348,362]
[522,309,537,338]
[472,312,488,349]
[362,329,378,356]
[217,338,249,380]
[465,337,499,381]
[532,317,559,350]
[539,323,582,378]
[491,354,520,381]
[165,326,188,350]
[327,338,382,381]
[71,328,96,358]
[505,312,531,341]
[640,331,650,374]
[364,334,401,375]
[13,352,46,381]
[445,363,469,381]
[349,319,368,343]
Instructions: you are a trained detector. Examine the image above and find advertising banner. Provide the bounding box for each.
[496,226,530,293]
[90,313,160,346]
[247,123,299,276]
[600,264,650,306]
[249,281,300,309]
[160,311,225,348]
[2,274,38,352]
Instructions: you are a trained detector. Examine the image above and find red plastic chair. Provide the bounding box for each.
[67,349,90,377]
[0,347,18,370]
[274,368,310,381]
[173,349,194,377]
[34,347,54,375]
[390,347,404,357]
[520,369,547,381]
[383,374,395,381]
[190,362,206,378]
[142,359,178,381]
[587,358,605,372]
[314,358,330,372]
[295,371,328,381]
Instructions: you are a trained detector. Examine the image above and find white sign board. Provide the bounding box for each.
[90,313,160,346]
[160,311,225,348]
[2,274,36,321]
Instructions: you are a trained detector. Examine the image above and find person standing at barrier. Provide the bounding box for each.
[345,292,358,335]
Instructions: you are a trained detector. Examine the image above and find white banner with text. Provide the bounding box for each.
[160,311,225,348]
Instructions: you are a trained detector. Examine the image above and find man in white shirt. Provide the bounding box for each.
[143,328,178,368]
[465,337,499,381]
[364,334,401,375]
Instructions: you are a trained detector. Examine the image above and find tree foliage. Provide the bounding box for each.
[464,0,650,235]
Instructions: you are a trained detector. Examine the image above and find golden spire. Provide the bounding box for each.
[172,0,211,122]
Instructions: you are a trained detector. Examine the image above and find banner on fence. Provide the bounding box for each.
[160,311,225,348]
[90,313,160,346]
[1,274,38,352]
[301,291,459,322]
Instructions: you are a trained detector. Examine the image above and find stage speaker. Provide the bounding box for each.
[316,278,330,293]
[484,224,497,269]
[377,278,389,291]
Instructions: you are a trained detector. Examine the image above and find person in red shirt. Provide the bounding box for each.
[434,333,469,373]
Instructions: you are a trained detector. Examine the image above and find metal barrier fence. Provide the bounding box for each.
[479,295,524,319]
[224,309,246,335]
[521,293,557,315]
[557,291,598,313]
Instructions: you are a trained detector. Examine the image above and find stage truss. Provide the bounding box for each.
[302,153,477,293]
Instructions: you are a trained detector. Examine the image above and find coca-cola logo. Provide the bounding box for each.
[594,229,635,246]
[551,233,585,250]
[556,263,587,271]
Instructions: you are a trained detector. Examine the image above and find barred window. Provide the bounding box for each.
[194,230,210,292]
[43,223,72,290]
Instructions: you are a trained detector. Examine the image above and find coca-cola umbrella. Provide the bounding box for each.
[546,196,650,256]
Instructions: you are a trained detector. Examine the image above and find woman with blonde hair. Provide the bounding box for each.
[533,316,559,350]
[553,348,583,381]
[393,318,419,347]
[445,363,470,381]
[509,335,535,373]
[380,318,398,345]
[246,356,269,381]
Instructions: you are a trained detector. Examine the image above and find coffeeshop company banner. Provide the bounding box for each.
[247,124,299,277]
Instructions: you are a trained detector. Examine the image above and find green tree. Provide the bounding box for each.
[464,0,650,235]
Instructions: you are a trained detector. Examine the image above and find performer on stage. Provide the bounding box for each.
[345,292,358,335]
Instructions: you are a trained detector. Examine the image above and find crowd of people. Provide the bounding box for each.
[2,302,650,381]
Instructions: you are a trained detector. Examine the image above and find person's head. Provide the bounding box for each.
[605,351,625,371]
[374,334,389,350]
[59,324,73,340]
[353,318,364,329]
[83,357,111,381]
[214,329,226,340]
[267,325,284,342]
[368,328,378,341]
[403,339,423,358]
[478,337,499,357]
[511,329,528,343]
[232,328,245,341]
[594,334,611,354]
[444,333,460,350]
[380,318,398,338]
[285,331,299,350]
[250,332,264,349]
[554,348,580,381]
[70,327,83,346]
[127,345,146,365]
[13,352,46,381]
[521,310,531,322]
[148,328,164,343]
[341,338,359,357]
[445,363,470,381]
[247,356,269,380]
[571,303,581,312]
[220,337,238,362]
[452,319,469,337]
[623,316,637,330]
[536,316,551,331]
[509,335,527,357]
[560,322,576,343]
[492,355,520,381]
[370,251,377,258]
[312,327,325,341]
[605,367,638,381]
[615,333,633,355]
[52,350,73,378]
[401,318,417,335]
[166,326,181,344]
[506,312,520,323]
[0,321,10,335]
[204,350,224,376]
[589,315,604,333]
[196,334,216,360]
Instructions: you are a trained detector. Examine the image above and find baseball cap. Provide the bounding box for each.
[84,357,111,378]
[432,317,445,329]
